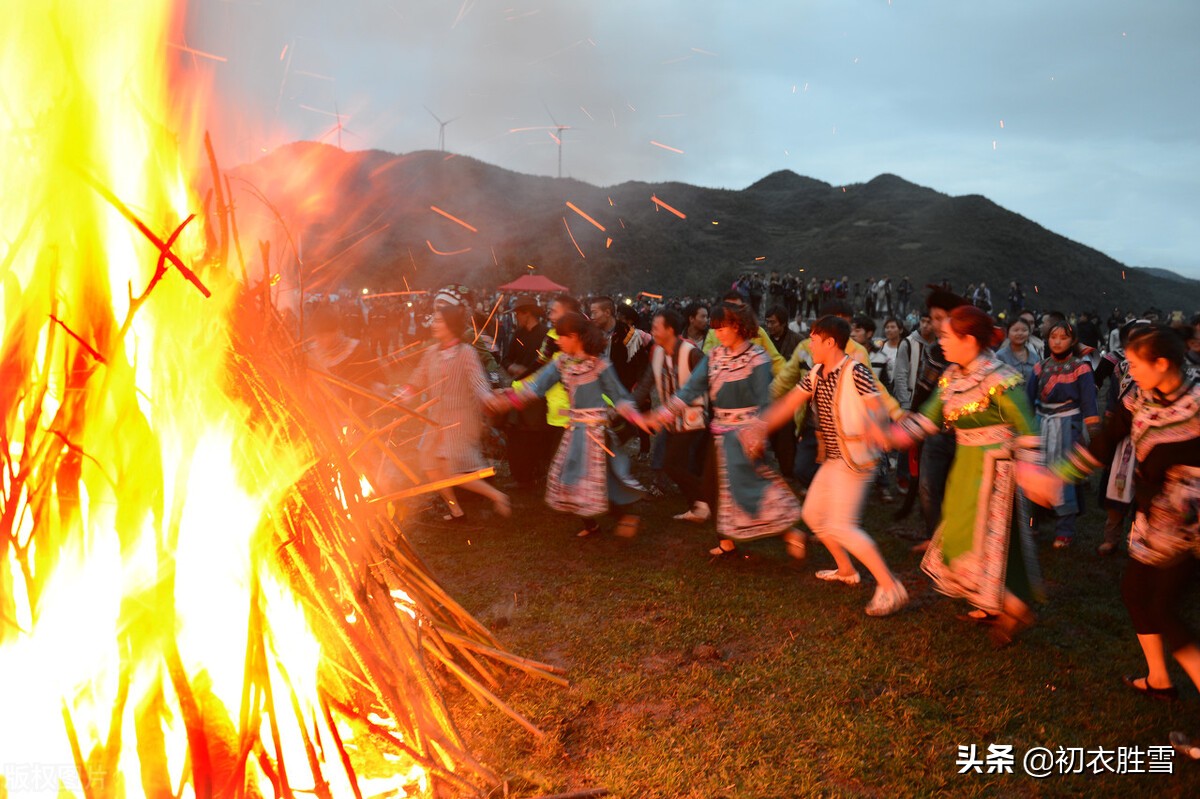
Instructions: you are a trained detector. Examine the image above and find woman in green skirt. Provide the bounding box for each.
[890,305,1046,646]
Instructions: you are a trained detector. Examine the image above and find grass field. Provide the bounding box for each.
[403,459,1200,798]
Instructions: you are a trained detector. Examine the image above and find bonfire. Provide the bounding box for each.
[0,3,558,797]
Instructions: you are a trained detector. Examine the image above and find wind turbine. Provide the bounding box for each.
[543,103,570,178]
[423,105,457,152]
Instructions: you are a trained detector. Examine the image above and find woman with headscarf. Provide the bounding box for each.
[398,304,511,520]
[652,301,804,557]
[1027,321,1099,549]
[1022,326,1200,757]
[487,312,644,537]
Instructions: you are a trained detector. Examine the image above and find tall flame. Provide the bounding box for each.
[0,2,408,797]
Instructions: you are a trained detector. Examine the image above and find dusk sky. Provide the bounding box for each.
[184,1,1200,277]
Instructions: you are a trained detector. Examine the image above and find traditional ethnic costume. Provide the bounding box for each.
[1056,375,1200,569]
[660,342,801,542]
[1027,353,1099,543]
[897,354,1043,614]
[400,341,492,475]
[1098,356,1138,551]
[1055,375,1200,703]
[509,355,644,521]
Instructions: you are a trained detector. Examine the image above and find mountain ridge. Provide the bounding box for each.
[227,142,1199,314]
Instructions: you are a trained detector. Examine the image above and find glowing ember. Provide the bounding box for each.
[430,205,479,233]
[563,217,587,259]
[426,240,473,256]
[650,195,687,220]
[650,140,685,155]
[566,201,607,232]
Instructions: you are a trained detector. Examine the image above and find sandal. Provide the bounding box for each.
[708,540,737,557]
[1122,674,1178,702]
[815,569,861,585]
[1096,541,1117,556]
[615,514,640,539]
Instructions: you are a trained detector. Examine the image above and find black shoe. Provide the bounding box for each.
[1122,675,1178,702]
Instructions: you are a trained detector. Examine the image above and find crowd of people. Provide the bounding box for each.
[306,275,1200,762]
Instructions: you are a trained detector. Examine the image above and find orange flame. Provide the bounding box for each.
[0,3,424,796]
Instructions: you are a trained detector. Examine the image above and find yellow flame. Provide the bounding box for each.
[0,2,417,796]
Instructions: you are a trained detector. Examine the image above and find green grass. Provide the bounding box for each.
[405,466,1200,798]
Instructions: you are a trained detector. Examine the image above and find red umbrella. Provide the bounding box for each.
[497,274,569,293]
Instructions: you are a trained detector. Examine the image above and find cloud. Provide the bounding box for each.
[184,0,1200,276]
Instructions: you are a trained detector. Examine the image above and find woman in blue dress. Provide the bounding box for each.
[653,302,803,556]
[489,312,644,537]
[1027,321,1099,548]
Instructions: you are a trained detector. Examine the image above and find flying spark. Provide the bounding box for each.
[563,217,586,259]
[650,140,684,154]
[566,201,606,232]
[650,195,687,219]
[430,205,479,233]
[426,240,473,256]
[294,69,334,81]
[168,43,227,62]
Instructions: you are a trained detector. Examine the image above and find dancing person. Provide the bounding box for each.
[634,308,710,521]
[889,305,1045,645]
[1027,321,1099,549]
[905,288,968,553]
[771,300,900,494]
[398,305,511,520]
[652,301,803,557]
[1095,320,1152,555]
[487,312,644,537]
[1021,326,1200,752]
[754,316,909,616]
[702,291,786,374]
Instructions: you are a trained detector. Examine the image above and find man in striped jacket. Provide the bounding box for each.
[635,309,710,522]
